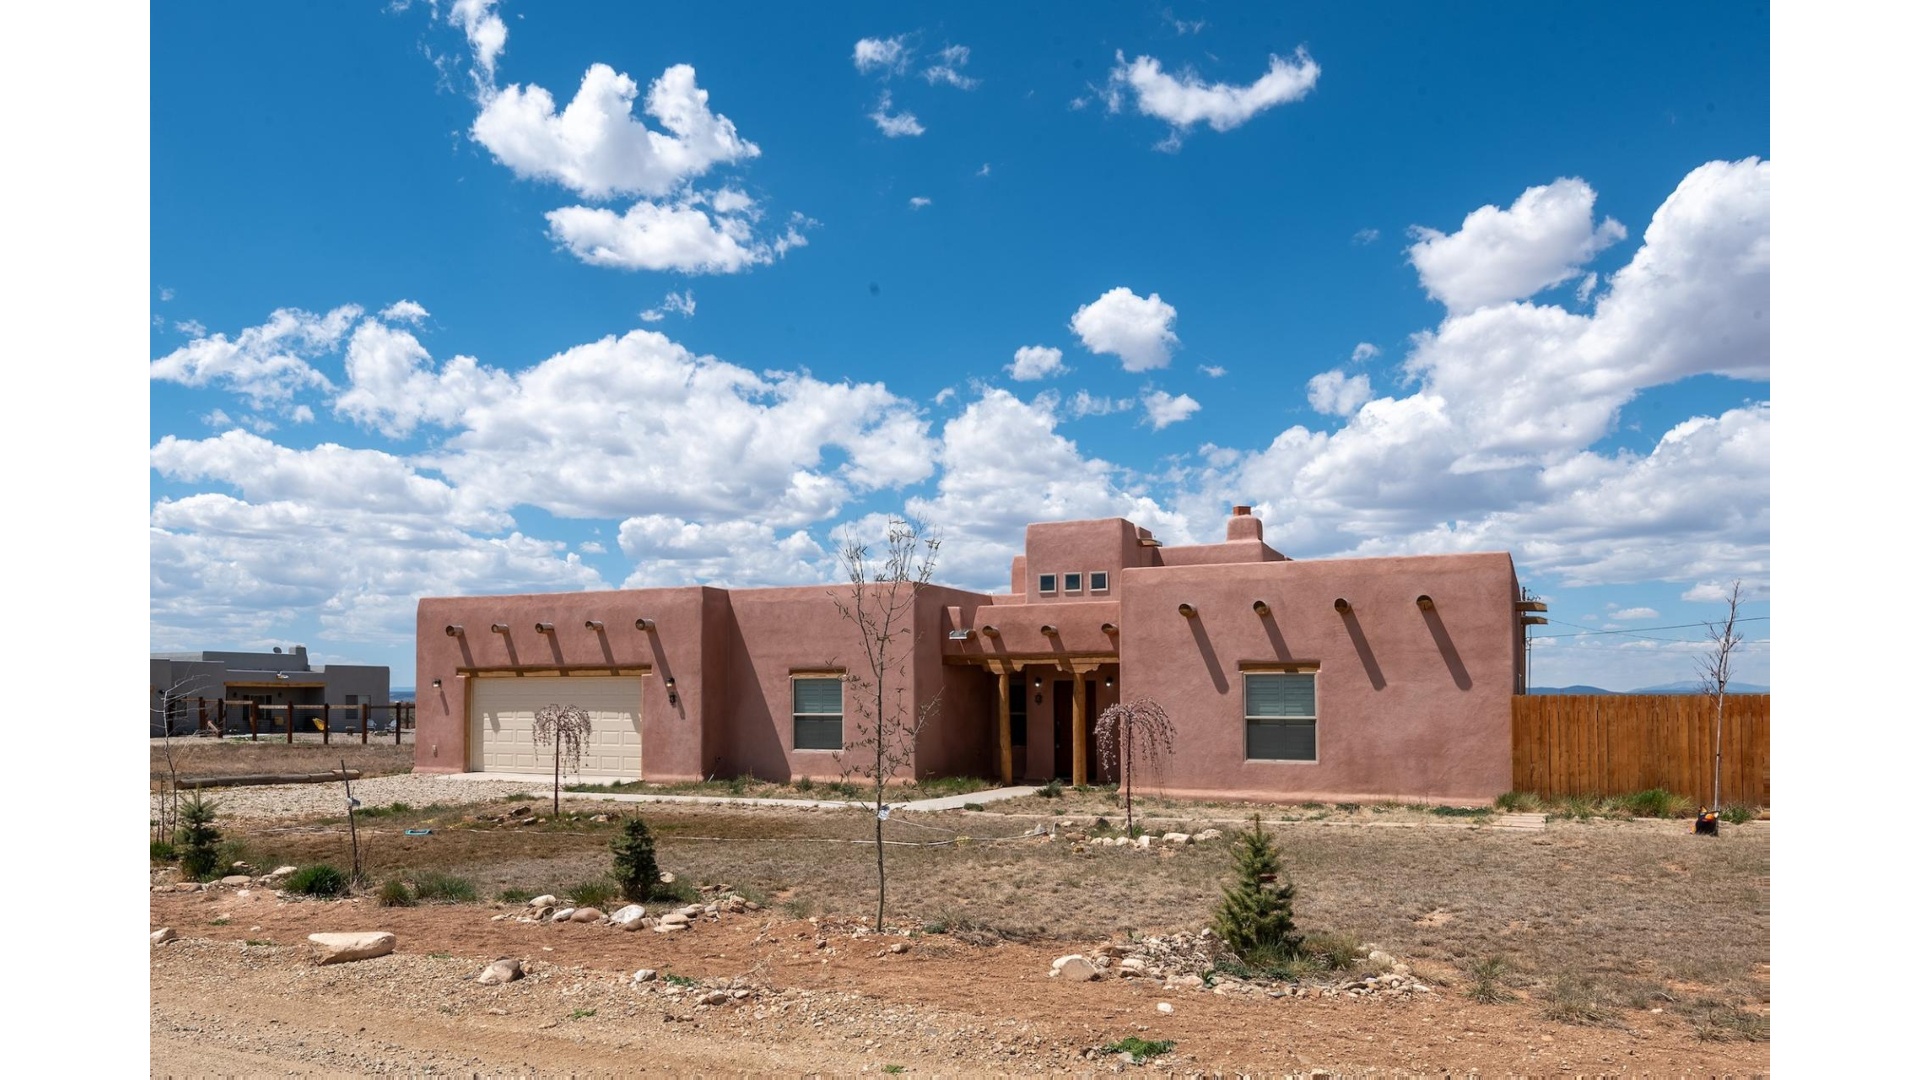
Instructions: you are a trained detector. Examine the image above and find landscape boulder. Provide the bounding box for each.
[151,928,177,945]
[477,958,524,985]
[307,931,396,965]
[1050,954,1098,982]
[568,907,604,923]
[608,904,647,929]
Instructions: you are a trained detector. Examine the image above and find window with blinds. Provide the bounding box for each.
[1245,672,1316,761]
[792,676,844,750]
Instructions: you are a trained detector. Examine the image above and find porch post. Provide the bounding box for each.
[1071,673,1088,787]
[995,666,1012,785]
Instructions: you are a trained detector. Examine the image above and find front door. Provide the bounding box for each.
[1052,681,1074,779]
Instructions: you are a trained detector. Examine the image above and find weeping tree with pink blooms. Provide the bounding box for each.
[532,703,592,817]
[1095,697,1177,837]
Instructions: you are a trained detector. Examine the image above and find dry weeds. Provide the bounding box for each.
[150,735,414,782]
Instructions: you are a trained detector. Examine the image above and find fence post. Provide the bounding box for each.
[321,703,330,745]
[248,700,259,740]
[361,703,369,745]
[197,697,207,735]
[285,704,294,744]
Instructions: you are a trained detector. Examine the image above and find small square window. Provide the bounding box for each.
[1063,572,1082,593]
[1038,573,1057,594]
[1089,572,1109,592]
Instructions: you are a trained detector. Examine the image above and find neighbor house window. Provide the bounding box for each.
[1245,672,1316,761]
[1064,572,1083,593]
[793,676,844,750]
[345,694,360,706]
[1038,573,1057,594]
[1089,572,1109,593]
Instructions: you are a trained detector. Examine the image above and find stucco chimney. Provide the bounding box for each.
[1226,505,1263,542]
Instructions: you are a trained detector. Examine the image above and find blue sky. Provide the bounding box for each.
[147,1,1770,690]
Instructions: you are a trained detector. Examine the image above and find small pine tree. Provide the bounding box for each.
[611,816,661,903]
[176,791,223,881]
[1210,815,1304,966]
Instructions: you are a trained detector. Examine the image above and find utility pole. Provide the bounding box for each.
[1516,589,1548,693]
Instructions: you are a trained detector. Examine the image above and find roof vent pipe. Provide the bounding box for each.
[634,618,655,631]
[979,625,1000,638]
[1416,595,1435,611]
[1040,624,1059,636]
[1177,603,1198,618]
[444,625,464,637]
[1252,600,1271,617]
[1100,623,1118,635]
[534,622,555,634]
[1333,598,1352,615]
[584,620,604,631]
[490,623,509,634]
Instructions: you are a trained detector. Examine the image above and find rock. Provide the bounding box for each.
[551,907,576,923]
[1161,832,1191,845]
[1168,974,1205,989]
[307,931,396,965]
[569,907,604,923]
[267,866,298,879]
[889,942,909,954]
[1119,957,1147,972]
[1134,835,1153,850]
[676,905,703,919]
[608,904,647,929]
[1050,955,1098,982]
[659,912,690,927]
[658,872,675,885]
[654,922,687,933]
[1157,1002,1174,1014]
[172,882,201,892]
[477,958,523,985]
[151,928,177,945]
[1368,949,1393,964]
[1194,829,1223,842]
[528,894,559,908]
[701,990,730,1006]
[632,968,658,983]
[220,874,252,886]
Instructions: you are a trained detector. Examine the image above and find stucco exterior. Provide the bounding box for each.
[150,646,390,735]
[415,508,1527,802]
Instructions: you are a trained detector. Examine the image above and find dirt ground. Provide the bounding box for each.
[150,887,1769,1076]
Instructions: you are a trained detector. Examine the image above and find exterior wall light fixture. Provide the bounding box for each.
[431,678,442,689]
[1333,598,1352,615]
[664,676,678,706]
[1040,624,1059,636]
[1104,675,1114,688]
[1252,600,1271,616]
[584,620,604,631]
[1177,603,1198,618]
[1416,594,1435,611]
[948,629,976,641]
[534,622,555,634]
[490,623,509,633]
[444,624,464,637]
[634,618,655,631]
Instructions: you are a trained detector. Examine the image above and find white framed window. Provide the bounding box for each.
[1038,573,1057,594]
[1245,671,1316,761]
[793,676,844,750]
[1089,571,1109,593]
[1063,572,1083,593]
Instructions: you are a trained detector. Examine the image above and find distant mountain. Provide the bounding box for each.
[1628,681,1768,695]
[1529,682,1769,695]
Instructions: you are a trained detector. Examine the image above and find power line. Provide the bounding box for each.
[1533,615,1768,640]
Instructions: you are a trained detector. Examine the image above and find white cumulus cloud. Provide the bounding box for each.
[471,63,760,200]
[853,36,910,75]
[870,91,925,137]
[1407,177,1628,314]
[1306,370,1372,417]
[448,0,506,84]
[1070,287,1179,371]
[150,305,358,407]
[1140,389,1201,429]
[923,44,977,89]
[1006,345,1065,381]
[545,189,800,274]
[1107,47,1319,143]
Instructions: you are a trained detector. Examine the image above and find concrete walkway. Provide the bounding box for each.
[549,783,1044,814]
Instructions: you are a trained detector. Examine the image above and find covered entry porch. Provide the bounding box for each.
[959,657,1120,786]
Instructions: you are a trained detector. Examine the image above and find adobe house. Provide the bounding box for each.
[414,508,1528,803]
[150,646,391,735]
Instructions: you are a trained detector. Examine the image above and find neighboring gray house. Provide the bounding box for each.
[150,645,389,735]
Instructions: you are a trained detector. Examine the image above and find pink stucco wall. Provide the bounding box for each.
[415,511,1525,802]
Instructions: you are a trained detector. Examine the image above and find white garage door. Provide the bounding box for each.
[469,676,643,779]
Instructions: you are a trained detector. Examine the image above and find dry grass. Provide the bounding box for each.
[150,735,414,782]
[208,798,1767,1036]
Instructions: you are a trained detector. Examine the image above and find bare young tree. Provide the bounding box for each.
[532,703,592,817]
[151,672,222,847]
[1695,580,1745,811]
[831,517,942,931]
[1095,697,1177,837]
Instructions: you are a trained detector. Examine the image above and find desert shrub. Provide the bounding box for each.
[1104,1037,1174,1059]
[150,839,178,862]
[286,863,348,897]
[793,775,815,792]
[1465,954,1516,1004]
[412,871,477,903]
[1301,931,1365,971]
[1210,815,1304,968]
[1720,803,1758,825]
[1494,790,1544,813]
[1693,1005,1769,1042]
[1539,973,1618,1025]
[176,791,223,880]
[570,877,616,909]
[376,878,415,907]
[1430,804,1491,818]
[1036,779,1063,799]
[496,886,535,904]
[611,816,662,903]
[1616,788,1691,818]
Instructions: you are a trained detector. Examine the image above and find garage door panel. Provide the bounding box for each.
[470,676,643,779]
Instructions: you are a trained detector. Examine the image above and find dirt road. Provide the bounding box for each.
[150,888,1768,1075]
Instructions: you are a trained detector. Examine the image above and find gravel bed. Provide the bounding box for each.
[171,773,549,821]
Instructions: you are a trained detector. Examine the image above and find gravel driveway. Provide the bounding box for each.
[177,773,550,821]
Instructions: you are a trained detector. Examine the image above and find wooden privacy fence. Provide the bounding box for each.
[1511,694,1769,806]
